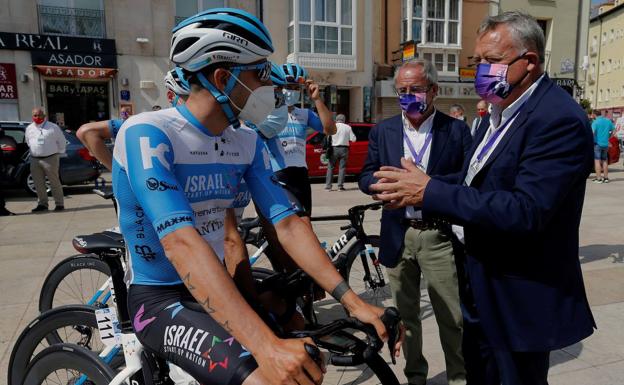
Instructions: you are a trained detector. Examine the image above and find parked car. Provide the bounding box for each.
[305,122,373,177]
[0,121,101,195]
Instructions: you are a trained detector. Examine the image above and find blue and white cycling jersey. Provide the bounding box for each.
[273,107,323,169]
[108,119,124,139]
[112,105,296,286]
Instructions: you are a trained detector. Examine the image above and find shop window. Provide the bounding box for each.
[38,0,105,38]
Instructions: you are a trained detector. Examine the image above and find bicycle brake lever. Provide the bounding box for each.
[304,343,323,367]
[380,307,401,365]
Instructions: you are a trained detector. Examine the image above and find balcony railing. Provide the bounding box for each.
[38,5,105,38]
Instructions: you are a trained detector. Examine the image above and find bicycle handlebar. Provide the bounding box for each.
[287,307,401,366]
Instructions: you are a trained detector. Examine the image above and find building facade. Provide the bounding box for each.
[373,0,489,123]
[585,1,624,118]
[0,0,258,128]
[494,0,591,101]
[265,0,374,122]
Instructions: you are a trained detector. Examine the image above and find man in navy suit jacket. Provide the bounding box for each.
[369,12,595,385]
[359,59,472,385]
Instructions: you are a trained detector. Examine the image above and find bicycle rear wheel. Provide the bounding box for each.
[23,344,115,385]
[8,305,114,385]
[38,254,111,312]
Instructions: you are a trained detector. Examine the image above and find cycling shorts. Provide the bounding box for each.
[128,284,258,385]
[274,166,312,217]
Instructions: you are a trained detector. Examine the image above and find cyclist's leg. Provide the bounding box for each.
[128,284,258,385]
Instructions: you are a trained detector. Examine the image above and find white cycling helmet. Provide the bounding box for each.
[170,8,274,72]
[164,67,190,96]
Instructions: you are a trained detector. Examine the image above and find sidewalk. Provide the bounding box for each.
[1,163,624,384]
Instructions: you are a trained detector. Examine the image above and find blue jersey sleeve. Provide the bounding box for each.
[307,110,324,132]
[123,124,195,238]
[108,119,124,139]
[244,136,297,224]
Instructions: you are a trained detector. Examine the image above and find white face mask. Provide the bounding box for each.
[229,73,276,126]
[283,89,301,106]
[256,105,288,139]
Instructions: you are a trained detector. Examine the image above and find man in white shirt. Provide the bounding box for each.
[25,107,66,212]
[324,114,356,191]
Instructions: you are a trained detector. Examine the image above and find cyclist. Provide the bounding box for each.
[77,68,190,170]
[112,8,392,385]
[275,63,336,220]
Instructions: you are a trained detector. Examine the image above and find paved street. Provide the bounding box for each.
[1,165,624,385]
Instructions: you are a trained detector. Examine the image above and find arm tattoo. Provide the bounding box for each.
[181,272,196,291]
[220,320,233,333]
[199,295,216,314]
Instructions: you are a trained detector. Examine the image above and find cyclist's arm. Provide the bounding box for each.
[306,81,336,136]
[122,125,282,362]
[245,137,388,340]
[77,120,114,170]
[223,208,258,303]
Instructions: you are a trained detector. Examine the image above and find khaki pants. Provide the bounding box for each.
[30,154,64,207]
[388,228,465,385]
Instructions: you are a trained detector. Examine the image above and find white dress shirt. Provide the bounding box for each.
[331,122,356,146]
[402,110,436,219]
[452,75,545,243]
[25,120,66,157]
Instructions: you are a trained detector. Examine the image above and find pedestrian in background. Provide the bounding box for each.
[470,100,489,137]
[25,107,66,212]
[449,104,466,122]
[592,110,614,183]
[360,59,471,385]
[0,126,18,216]
[325,114,355,191]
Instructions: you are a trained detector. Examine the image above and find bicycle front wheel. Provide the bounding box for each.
[23,344,115,385]
[39,254,111,312]
[340,235,391,307]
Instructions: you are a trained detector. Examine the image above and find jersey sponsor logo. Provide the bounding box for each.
[184,173,233,199]
[140,136,171,170]
[134,205,147,239]
[197,219,224,236]
[156,215,194,234]
[146,177,179,191]
[134,244,156,261]
[262,148,271,170]
[163,324,210,367]
[195,207,226,217]
[190,150,210,156]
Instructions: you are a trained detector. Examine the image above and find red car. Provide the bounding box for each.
[305,123,373,177]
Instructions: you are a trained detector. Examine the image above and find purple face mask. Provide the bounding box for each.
[474,53,528,103]
[399,93,428,119]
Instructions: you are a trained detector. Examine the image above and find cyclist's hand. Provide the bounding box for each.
[306,80,321,101]
[256,337,324,385]
[348,301,388,342]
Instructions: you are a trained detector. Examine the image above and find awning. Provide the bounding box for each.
[34,65,117,79]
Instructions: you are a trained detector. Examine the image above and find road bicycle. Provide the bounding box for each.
[21,239,402,385]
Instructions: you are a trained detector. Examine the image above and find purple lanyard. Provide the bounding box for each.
[475,102,526,163]
[403,128,433,166]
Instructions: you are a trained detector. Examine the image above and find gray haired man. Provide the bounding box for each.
[324,114,356,191]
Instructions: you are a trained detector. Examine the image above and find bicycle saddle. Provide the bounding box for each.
[238,216,260,230]
[72,231,125,254]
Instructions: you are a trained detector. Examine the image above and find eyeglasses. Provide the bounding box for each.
[230,61,272,83]
[285,75,306,84]
[394,85,431,98]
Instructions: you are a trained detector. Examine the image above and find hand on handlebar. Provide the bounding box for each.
[345,298,405,359]
[256,337,325,385]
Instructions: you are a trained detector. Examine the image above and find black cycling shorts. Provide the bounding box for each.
[128,284,258,385]
[274,166,312,217]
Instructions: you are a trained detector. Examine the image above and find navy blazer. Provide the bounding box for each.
[423,74,596,351]
[359,111,472,267]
